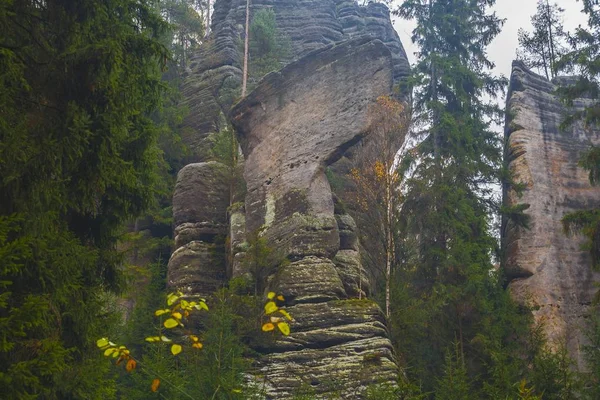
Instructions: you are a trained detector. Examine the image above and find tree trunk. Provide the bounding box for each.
[545,0,556,77]
[241,0,250,97]
[206,0,211,37]
[385,173,393,319]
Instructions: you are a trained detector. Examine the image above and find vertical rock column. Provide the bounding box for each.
[231,38,398,398]
[503,61,600,368]
[167,161,230,297]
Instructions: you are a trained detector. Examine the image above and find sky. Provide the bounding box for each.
[391,0,589,90]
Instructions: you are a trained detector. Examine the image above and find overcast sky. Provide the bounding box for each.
[391,0,589,89]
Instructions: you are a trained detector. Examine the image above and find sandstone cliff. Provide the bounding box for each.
[503,60,600,369]
[230,38,397,397]
[167,1,410,397]
[180,0,410,161]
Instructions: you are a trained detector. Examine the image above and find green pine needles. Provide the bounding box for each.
[0,0,173,397]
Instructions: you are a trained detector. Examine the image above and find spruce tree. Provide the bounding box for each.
[517,0,567,80]
[0,1,171,397]
[394,0,526,394]
[559,0,600,270]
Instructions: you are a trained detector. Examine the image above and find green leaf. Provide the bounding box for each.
[164,318,179,329]
[103,348,117,357]
[171,344,182,355]
[96,338,109,348]
[264,301,278,314]
[166,292,180,306]
[154,309,170,316]
[277,322,290,336]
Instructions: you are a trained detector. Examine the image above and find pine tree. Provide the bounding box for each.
[160,0,205,68]
[517,0,567,80]
[559,0,600,273]
[393,0,526,393]
[0,1,171,397]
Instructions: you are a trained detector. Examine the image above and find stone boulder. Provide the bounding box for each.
[503,60,600,368]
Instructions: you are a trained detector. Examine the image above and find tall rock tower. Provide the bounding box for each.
[503,61,600,369]
[167,1,411,397]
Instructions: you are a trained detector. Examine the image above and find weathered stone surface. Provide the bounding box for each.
[229,206,247,278]
[167,241,226,297]
[273,256,346,304]
[231,37,394,241]
[256,300,396,398]
[169,161,230,297]
[503,61,600,368]
[172,161,230,248]
[336,213,360,251]
[180,0,410,161]
[229,38,397,398]
[171,1,409,396]
[333,249,370,298]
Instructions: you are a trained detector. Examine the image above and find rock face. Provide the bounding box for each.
[503,61,600,368]
[230,38,397,397]
[167,162,230,297]
[168,1,411,397]
[180,0,410,161]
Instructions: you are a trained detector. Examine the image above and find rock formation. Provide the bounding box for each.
[229,38,397,396]
[503,61,600,369]
[180,0,410,161]
[167,0,411,397]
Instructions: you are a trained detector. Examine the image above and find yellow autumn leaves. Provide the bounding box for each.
[145,290,209,357]
[262,292,293,336]
[97,289,293,394]
[96,339,137,373]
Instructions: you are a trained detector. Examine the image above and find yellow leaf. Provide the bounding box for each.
[154,309,170,316]
[171,344,182,355]
[104,348,117,357]
[267,292,276,299]
[279,309,293,321]
[189,335,199,342]
[199,301,208,311]
[277,322,290,336]
[164,318,179,329]
[277,295,285,301]
[262,322,275,332]
[160,336,172,343]
[96,338,109,348]
[192,342,203,349]
[166,292,180,306]
[172,312,182,320]
[151,378,160,392]
[180,300,189,309]
[145,336,160,342]
[264,301,278,314]
[270,316,283,323]
[126,359,137,372]
[232,388,242,393]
